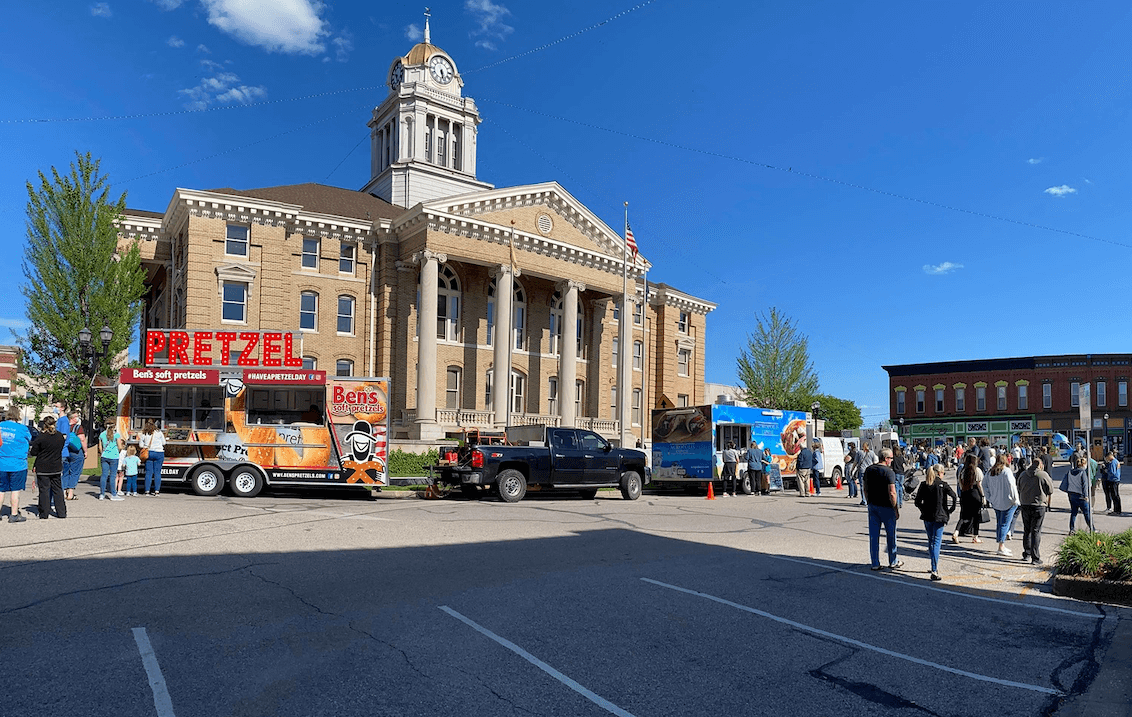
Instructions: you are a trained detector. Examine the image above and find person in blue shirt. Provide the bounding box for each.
[0,406,33,522]
[1103,451,1123,516]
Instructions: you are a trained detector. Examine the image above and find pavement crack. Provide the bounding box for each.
[453,665,540,716]
[347,619,433,682]
[245,568,339,616]
[1042,605,1109,716]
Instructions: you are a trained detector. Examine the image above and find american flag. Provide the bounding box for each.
[625,221,638,258]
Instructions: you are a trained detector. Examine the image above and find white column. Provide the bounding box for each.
[415,250,446,435]
[492,264,516,427]
[618,292,632,446]
[558,280,585,428]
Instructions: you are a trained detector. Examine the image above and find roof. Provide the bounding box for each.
[405,42,445,65]
[124,208,164,219]
[883,357,1036,376]
[205,183,402,222]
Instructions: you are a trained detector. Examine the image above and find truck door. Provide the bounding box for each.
[577,430,620,484]
[550,429,585,483]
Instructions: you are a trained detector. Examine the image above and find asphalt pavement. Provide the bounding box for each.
[0,468,1128,717]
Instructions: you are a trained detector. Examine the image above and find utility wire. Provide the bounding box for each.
[324,132,370,182]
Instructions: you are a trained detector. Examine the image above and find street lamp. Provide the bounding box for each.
[78,324,114,444]
[810,400,821,443]
[1104,413,1110,452]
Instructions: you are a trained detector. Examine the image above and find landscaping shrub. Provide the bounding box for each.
[1057,528,1132,581]
[387,448,439,477]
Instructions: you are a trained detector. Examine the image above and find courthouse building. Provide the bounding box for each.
[119,24,715,444]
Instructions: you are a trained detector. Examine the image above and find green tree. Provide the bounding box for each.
[736,307,820,411]
[18,151,146,423]
[811,393,862,433]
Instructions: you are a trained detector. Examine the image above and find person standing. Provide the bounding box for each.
[864,448,902,570]
[812,441,824,496]
[0,406,32,522]
[99,421,125,501]
[915,463,957,581]
[984,455,1020,557]
[857,442,877,506]
[1102,450,1123,515]
[720,441,739,497]
[795,441,814,497]
[760,446,773,494]
[1016,456,1053,565]
[29,415,67,519]
[141,419,167,496]
[62,412,85,501]
[844,443,860,500]
[744,442,764,497]
[977,438,993,478]
[952,452,985,544]
[891,446,907,507]
[1065,455,1093,532]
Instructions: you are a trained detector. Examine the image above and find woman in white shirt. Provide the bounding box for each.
[140,420,167,496]
[983,454,1020,557]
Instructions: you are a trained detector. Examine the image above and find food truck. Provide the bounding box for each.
[650,404,810,492]
[108,329,390,497]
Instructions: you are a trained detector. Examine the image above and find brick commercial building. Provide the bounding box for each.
[885,354,1132,454]
[118,23,715,446]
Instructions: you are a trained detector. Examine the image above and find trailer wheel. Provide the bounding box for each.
[620,470,643,501]
[831,466,842,488]
[578,489,598,500]
[229,468,263,498]
[496,469,527,503]
[739,471,754,495]
[190,466,224,497]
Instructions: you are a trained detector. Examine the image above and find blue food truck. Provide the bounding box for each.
[650,404,810,493]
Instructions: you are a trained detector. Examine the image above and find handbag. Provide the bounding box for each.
[978,506,992,524]
[140,447,149,461]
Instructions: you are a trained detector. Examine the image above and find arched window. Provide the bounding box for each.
[633,340,643,370]
[549,290,584,356]
[337,295,355,335]
[446,366,461,409]
[575,380,585,417]
[487,276,526,350]
[299,291,318,331]
[417,264,461,341]
[336,359,354,377]
[548,377,558,414]
[302,356,317,370]
[485,368,526,414]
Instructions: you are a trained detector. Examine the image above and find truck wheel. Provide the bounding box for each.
[229,468,263,498]
[739,471,754,495]
[831,466,842,488]
[190,466,224,497]
[620,471,643,500]
[460,484,481,499]
[578,489,598,500]
[496,469,527,503]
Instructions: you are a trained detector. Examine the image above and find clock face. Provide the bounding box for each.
[429,56,454,84]
[389,61,404,90]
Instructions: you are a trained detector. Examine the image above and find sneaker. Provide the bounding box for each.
[1032,559,1044,566]
[870,565,883,571]
[154,491,160,496]
[889,561,904,570]
[109,494,125,502]
[930,572,941,581]
[9,513,26,523]
[98,494,106,501]
[997,546,1012,556]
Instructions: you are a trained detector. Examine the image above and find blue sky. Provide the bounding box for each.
[2,1,1130,426]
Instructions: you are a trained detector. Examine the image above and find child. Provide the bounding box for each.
[123,445,142,497]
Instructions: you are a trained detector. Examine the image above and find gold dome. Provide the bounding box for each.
[404,42,445,66]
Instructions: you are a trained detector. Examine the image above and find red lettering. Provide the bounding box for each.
[237,332,259,366]
[145,331,166,365]
[333,385,345,403]
[192,331,213,365]
[283,333,302,368]
[216,332,237,365]
[169,331,190,365]
[262,332,282,367]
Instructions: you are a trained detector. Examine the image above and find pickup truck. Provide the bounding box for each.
[438,425,649,503]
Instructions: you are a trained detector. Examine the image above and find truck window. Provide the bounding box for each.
[577,430,607,452]
[247,387,326,425]
[551,430,578,451]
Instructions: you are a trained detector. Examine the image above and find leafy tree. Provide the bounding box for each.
[811,393,863,433]
[737,307,819,411]
[17,151,146,426]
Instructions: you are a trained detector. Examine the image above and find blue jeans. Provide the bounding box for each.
[868,504,898,567]
[1068,493,1093,532]
[145,452,165,493]
[994,505,1018,544]
[923,521,945,573]
[847,472,858,498]
[62,455,84,491]
[100,457,118,497]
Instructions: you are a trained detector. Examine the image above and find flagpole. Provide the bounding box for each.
[621,202,630,447]
[507,220,516,429]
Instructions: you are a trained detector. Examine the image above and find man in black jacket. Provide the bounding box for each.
[1016,456,1053,565]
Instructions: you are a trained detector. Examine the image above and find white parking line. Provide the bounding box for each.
[132,627,177,717]
[641,578,1063,696]
[439,605,637,717]
[766,554,1103,619]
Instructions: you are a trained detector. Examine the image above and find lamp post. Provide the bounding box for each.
[810,400,821,444]
[78,324,114,444]
[1104,413,1110,452]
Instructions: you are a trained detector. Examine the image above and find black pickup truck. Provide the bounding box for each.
[438,425,649,503]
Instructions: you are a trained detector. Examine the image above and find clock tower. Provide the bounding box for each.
[363,14,493,207]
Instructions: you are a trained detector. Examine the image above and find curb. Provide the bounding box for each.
[1052,574,1132,608]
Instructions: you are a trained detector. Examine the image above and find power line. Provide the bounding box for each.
[324,132,370,182]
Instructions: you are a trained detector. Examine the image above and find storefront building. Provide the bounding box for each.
[117,24,715,446]
[885,355,1132,454]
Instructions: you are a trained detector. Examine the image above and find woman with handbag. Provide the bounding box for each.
[951,453,984,544]
[1066,455,1094,532]
[915,463,957,581]
[140,419,167,496]
[984,454,1021,557]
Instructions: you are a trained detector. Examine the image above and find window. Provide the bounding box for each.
[339,242,355,274]
[1070,382,1080,407]
[222,282,247,322]
[612,303,620,321]
[1018,385,1028,410]
[633,301,643,325]
[575,380,585,416]
[1098,381,1107,407]
[301,237,319,270]
[336,359,354,377]
[226,224,248,256]
[299,291,318,331]
[513,295,526,350]
[130,386,225,432]
[915,390,925,414]
[486,277,525,350]
[549,291,584,356]
[896,390,906,415]
[677,394,689,408]
[633,341,643,370]
[610,385,618,418]
[997,386,1007,411]
[510,371,525,414]
[337,295,355,334]
[678,311,689,333]
[1120,381,1128,407]
[486,298,494,346]
[935,389,944,413]
[956,389,965,412]
[612,337,619,368]
[548,377,558,415]
[445,367,460,409]
[578,430,608,452]
[678,349,691,377]
[437,265,460,341]
[247,386,325,426]
[302,356,317,370]
[976,387,986,412]
[632,388,642,425]
[1043,383,1052,409]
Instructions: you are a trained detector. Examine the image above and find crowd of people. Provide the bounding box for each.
[0,401,168,522]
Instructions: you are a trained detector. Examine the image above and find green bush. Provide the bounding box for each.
[387,448,439,477]
[1057,528,1132,581]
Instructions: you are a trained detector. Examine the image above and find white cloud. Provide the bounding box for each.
[91,3,112,17]
[405,23,422,41]
[197,43,211,53]
[0,318,31,330]
[1027,157,1044,165]
[332,34,352,62]
[179,66,267,110]
[922,262,964,275]
[1044,185,1077,197]
[148,0,185,9]
[167,36,185,48]
[465,0,513,49]
[201,0,328,55]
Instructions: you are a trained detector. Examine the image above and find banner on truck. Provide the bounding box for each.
[327,379,390,486]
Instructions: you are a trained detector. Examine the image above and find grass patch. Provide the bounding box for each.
[1056,528,1132,581]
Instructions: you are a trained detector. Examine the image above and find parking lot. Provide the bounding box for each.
[1,476,1129,716]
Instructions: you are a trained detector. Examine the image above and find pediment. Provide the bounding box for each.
[215,263,258,282]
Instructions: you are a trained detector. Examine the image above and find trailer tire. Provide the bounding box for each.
[830,466,842,488]
[190,466,224,497]
[229,467,263,498]
[496,469,527,503]
[578,488,599,500]
[620,470,643,501]
[739,471,754,495]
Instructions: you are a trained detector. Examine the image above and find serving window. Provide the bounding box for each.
[247,387,325,425]
[130,386,225,434]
